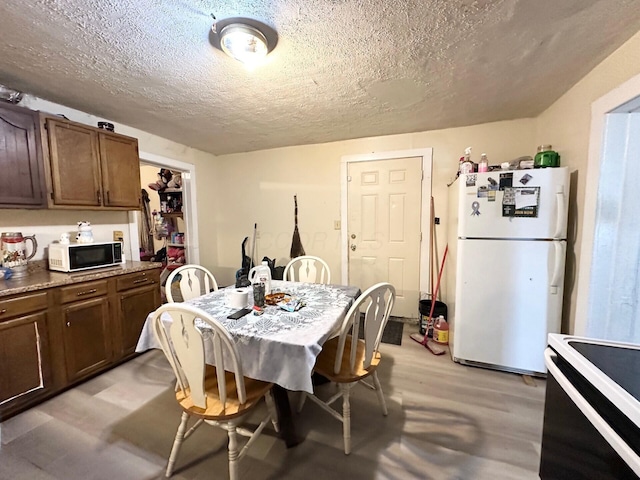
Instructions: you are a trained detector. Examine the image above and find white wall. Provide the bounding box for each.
[212,119,537,288]
[0,209,130,261]
[535,29,640,334]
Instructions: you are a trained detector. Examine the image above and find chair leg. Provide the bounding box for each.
[265,390,280,433]
[296,391,307,413]
[372,371,388,416]
[227,423,240,480]
[166,411,189,477]
[341,384,351,455]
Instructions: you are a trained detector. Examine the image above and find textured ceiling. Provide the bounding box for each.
[0,0,639,155]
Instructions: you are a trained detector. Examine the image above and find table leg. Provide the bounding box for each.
[271,384,301,448]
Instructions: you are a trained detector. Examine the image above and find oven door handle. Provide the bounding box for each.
[545,348,640,475]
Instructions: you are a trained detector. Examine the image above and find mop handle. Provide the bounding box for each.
[422,244,449,346]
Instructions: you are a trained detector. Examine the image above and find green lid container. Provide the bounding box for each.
[534,145,560,168]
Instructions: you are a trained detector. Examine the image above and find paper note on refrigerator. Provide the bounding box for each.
[515,188,539,210]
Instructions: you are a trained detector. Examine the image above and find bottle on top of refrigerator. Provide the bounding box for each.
[460,147,473,174]
[478,153,489,173]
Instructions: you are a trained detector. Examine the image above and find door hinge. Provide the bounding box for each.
[421,171,424,180]
[347,175,352,182]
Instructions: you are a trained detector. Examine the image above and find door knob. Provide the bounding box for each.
[350,244,356,251]
[351,234,356,239]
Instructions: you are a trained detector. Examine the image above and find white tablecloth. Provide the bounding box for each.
[136,281,360,393]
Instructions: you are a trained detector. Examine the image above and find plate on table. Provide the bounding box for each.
[265,292,288,305]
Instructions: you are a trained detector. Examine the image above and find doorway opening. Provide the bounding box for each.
[130,151,200,267]
[576,72,640,341]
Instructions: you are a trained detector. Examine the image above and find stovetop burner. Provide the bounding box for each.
[569,341,640,403]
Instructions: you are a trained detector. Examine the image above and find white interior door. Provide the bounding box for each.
[347,156,422,318]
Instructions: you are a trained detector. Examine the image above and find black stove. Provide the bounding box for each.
[570,341,640,402]
[539,334,640,479]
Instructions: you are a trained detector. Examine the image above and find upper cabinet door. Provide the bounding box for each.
[99,133,141,208]
[0,105,45,207]
[47,119,102,207]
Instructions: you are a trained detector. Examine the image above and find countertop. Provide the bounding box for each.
[0,261,163,298]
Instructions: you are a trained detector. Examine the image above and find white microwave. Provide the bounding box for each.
[49,241,123,272]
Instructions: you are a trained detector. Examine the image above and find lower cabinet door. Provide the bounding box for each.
[117,283,160,359]
[0,312,52,419]
[62,297,112,382]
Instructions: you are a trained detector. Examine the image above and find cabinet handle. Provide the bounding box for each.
[107,190,110,203]
[76,288,97,296]
[133,279,148,284]
[66,321,71,327]
[97,190,102,203]
[0,309,7,315]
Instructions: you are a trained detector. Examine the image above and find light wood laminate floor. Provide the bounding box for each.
[0,329,546,479]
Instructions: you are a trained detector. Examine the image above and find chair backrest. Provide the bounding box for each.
[166,264,219,303]
[283,256,331,284]
[151,303,247,408]
[333,283,396,374]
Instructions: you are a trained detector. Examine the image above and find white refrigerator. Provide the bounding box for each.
[446,167,570,374]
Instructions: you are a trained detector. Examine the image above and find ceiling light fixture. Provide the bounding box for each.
[220,24,268,64]
[210,16,277,67]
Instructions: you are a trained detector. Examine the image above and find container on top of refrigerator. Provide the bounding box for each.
[534,145,560,168]
[460,147,474,174]
[478,153,489,173]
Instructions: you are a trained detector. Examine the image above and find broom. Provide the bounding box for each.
[410,245,448,354]
[290,194,306,258]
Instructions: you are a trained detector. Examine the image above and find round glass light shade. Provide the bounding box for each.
[220,24,268,64]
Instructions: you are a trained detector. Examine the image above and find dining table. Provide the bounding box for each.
[135,280,360,447]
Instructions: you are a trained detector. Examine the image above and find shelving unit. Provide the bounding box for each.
[158,188,183,214]
[153,188,186,287]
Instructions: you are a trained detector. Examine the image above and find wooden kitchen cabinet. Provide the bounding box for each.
[43,117,141,210]
[0,292,52,420]
[46,119,102,207]
[99,133,142,208]
[0,103,46,207]
[114,270,160,359]
[0,266,161,420]
[59,281,112,383]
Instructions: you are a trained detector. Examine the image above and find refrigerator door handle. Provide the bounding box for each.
[553,187,567,239]
[550,241,565,295]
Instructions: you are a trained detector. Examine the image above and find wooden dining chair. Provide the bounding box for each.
[151,303,279,480]
[165,264,218,302]
[283,255,331,284]
[297,282,395,454]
